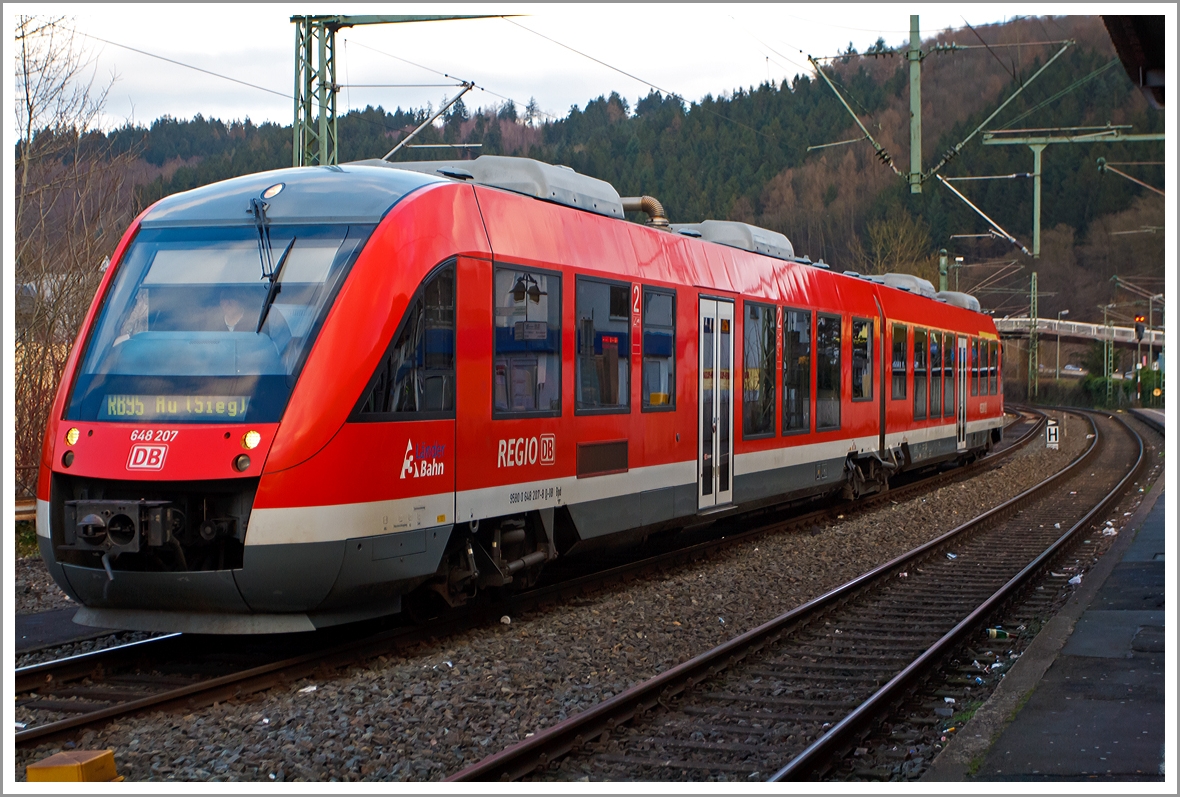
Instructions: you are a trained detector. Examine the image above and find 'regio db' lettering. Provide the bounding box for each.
[498,434,555,467]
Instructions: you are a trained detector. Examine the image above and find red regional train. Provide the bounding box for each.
[37,155,1004,633]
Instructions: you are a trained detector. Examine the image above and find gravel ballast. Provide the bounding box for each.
[17,414,1095,781]
[16,555,75,615]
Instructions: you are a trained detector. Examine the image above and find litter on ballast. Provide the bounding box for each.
[946,553,958,560]
[1124,512,1133,516]
[1069,575,1083,585]
[500,615,511,625]
[1054,523,1061,529]
[298,685,317,694]
[899,572,908,578]
[262,718,270,725]
[1103,528,1118,536]
[1051,572,1066,577]
[445,661,453,668]
[719,617,725,624]
[15,722,26,730]
[944,697,955,704]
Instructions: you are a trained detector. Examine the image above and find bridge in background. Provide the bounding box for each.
[995,317,1163,348]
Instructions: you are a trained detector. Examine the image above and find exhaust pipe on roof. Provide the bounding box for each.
[622,195,670,229]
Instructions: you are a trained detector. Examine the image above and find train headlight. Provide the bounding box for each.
[234,454,251,472]
[65,427,80,446]
[242,430,261,450]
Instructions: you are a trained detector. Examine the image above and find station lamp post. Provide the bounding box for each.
[1135,313,1147,403]
[1055,309,1069,381]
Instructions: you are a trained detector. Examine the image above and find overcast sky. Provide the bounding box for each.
[8,3,1149,131]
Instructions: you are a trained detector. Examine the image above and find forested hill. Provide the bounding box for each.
[102,15,1162,323]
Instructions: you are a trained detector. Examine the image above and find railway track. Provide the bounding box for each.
[446,410,1146,782]
[14,411,1041,750]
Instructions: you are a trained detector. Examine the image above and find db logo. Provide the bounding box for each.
[539,434,555,465]
[127,444,168,470]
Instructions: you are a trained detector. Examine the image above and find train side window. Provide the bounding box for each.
[576,276,630,413]
[971,338,980,396]
[816,313,841,430]
[989,340,999,395]
[913,328,927,420]
[355,262,455,419]
[929,331,942,418]
[782,308,811,434]
[493,266,562,416]
[943,331,954,416]
[851,318,873,401]
[642,288,675,410]
[892,323,907,400]
[742,301,776,437]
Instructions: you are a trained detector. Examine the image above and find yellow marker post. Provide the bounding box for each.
[26,749,123,782]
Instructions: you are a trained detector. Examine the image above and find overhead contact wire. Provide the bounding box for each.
[502,17,777,142]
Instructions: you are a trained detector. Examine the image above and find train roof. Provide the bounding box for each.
[354,155,626,220]
[139,164,442,228]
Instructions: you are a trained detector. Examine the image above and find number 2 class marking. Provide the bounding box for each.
[633,285,640,316]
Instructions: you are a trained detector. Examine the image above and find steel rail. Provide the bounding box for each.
[445,410,1137,782]
[770,410,1145,779]
[17,412,1038,748]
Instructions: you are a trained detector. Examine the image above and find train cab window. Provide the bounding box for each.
[989,340,999,395]
[576,277,630,412]
[356,263,455,418]
[816,313,841,431]
[971,338,980,396]
[929,332,942,418]
[642,289,675,410]
[494,267,562,416]
[782,308,811,434]
[943,332,955,416]
[743,302,777,437]
[892,323,907,400]
[913,328,927,420]
[851,318,873,401]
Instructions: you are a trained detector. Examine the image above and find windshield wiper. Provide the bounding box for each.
[256,237,296,333]
[249,197,275,280]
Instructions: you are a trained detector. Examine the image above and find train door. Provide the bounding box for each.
[698,298,734,510]
[956,335,968,450]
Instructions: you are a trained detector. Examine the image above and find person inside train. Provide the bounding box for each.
[219,289,249,332]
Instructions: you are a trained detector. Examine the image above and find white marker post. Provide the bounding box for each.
[1045,419,1060,450]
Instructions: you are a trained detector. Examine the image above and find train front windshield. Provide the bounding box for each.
[67,224,372,424]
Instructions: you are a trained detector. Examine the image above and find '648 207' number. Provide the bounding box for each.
[130,429,178,443]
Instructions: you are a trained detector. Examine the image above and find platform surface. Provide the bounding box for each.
[16,607,116,654]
